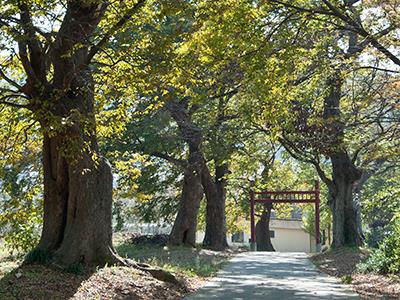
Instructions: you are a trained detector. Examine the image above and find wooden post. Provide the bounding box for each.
[250,190,256,251]
[315,180,321,252]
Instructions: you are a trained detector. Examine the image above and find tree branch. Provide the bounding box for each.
[151,151,188,169]
[18,2,46,82]
[0,95,29,109]
[278,136,334,187]
[86,0,146,64]
[0,69,22,90]
[272,0,400,67]
[270,0,334,16]
[311,160,333,187]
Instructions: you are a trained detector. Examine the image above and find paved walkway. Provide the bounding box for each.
[185,252,359,300]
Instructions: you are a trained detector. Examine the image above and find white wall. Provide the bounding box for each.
[269,227,311,252]
[269,219,312,252]
[196,219,317,253]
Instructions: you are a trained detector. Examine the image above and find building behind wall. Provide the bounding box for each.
[196,205,323,253]
[196,218,317,252]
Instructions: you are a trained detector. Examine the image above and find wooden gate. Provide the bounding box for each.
[250,181,321,252]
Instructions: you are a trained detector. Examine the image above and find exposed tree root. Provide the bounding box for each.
[114,256,180,285]
[133,262,180,285]
[24,247,180,286]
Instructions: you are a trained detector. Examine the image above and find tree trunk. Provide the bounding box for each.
[15,0,147,268]
[323,75,362,249]
[329,154,363,248]
[39,132,118,266]
[165,100,229,251]
[36,67,119,266]
[166,100,204,247]
[39,135,68,251]
[255,203,275,251]
[202,163,228,251]
[169,153,203,246]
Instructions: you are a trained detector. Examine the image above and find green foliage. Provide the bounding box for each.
[364,226,387,250]
[0,163,42,254]
[362,166,400,248]
[0,111,42,254]
[341,275,353,284]
[2,221,41,254]
[358,214,400,274]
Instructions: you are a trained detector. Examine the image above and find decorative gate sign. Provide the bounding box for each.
[250,181,321,252]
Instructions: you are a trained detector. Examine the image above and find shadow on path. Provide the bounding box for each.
[185,252,360,300]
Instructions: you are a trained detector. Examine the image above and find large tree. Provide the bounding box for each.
[279,45,399,248]
[102,0,268,250]
[0,0,145,266]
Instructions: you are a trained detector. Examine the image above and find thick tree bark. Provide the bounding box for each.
[37,69,119,266]
[202,163,228,251]
[18,1,123,267]
[324,75,362,248]
[255,203,275,251]
[165,100,205,247]
[165,100,228,250]
[169,152,203,246]
[329,154,362,248]
[39,135,68,251]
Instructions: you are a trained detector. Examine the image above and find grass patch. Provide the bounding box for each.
[115,240,232,277]
[341,274,353,284]
[25,248,52,265]
[0,236,232,299]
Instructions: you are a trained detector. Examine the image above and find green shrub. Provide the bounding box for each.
[365,225,387,249]
[358,214,400,274]
[2,222,41,255]
[341,275,352,284]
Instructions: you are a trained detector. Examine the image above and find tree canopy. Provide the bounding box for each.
[0,0,399,276]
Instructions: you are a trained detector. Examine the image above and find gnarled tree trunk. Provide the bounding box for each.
[202,163,228,251]
[166,100,205,247]
[255,203,275,251]
[165,100,229,251]
[37,68,119,266]
[169,152,203,246]
[8,0,147,268]
[324,75,362,249]
[18,1,125,267]
[329,154,362,248]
